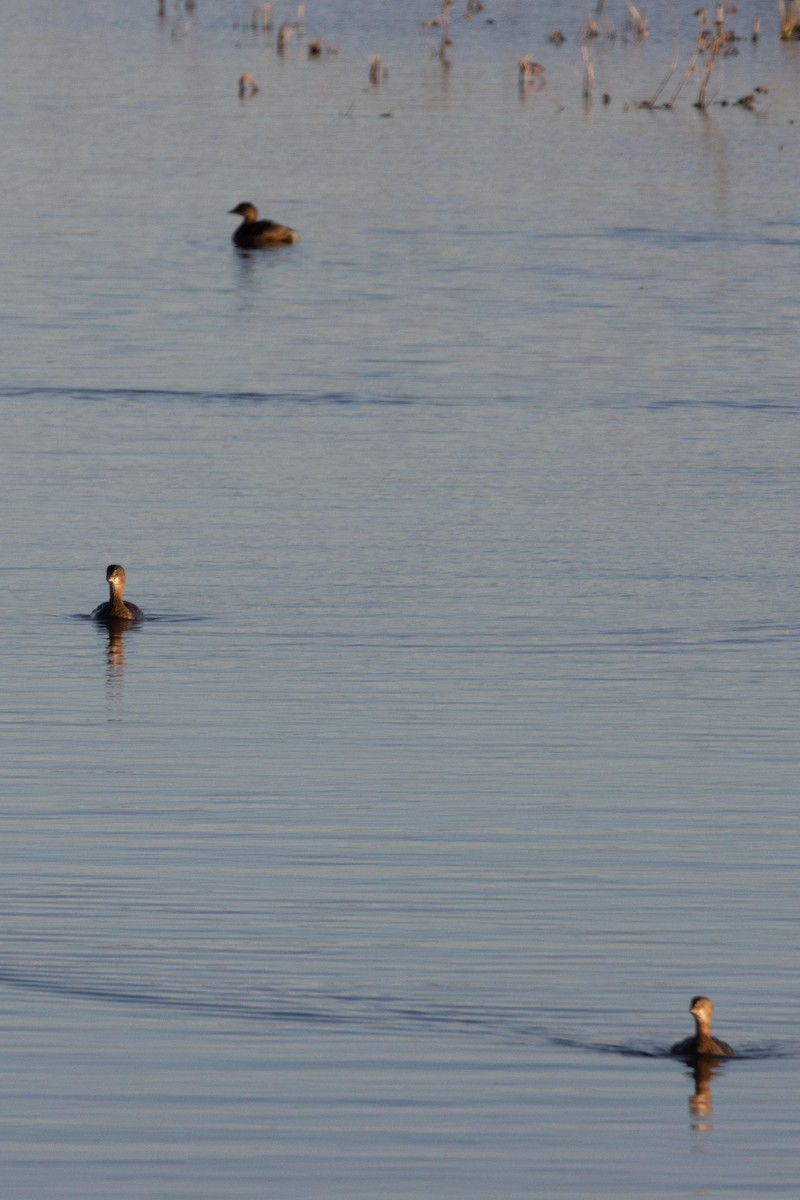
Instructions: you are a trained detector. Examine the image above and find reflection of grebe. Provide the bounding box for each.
[671,996,734,1059]
[228,202,299,248]
[91,565,144,622]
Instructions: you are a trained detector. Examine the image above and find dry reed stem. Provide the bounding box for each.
[238,72,259,98]
[251,4,272,31]
[779,0,800,39]
[581,42,594,100]
[624,0,649,39]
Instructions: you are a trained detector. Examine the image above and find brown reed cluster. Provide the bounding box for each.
[779,0,800,39]
[156,1,784,116]
[422,0,486,68]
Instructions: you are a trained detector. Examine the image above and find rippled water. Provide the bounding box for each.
[2,2,800,1197]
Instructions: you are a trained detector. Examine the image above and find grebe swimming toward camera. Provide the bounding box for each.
[670,996,734,1059]
[228,202,299,248]
[91,564,144,622]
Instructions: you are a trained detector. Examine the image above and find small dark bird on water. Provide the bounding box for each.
[670,996,734,1060]
[91,564,144,623]
[228,201,299,248]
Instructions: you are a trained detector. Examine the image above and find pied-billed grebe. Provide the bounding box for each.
[91,564,144,622]
[228,201,299,248]
[671,996,734,1059]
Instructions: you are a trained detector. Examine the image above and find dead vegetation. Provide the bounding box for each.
[221,1,778,116]
[778,0,800,39]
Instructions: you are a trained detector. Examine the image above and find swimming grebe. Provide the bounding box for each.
[91,564,144,622]
[228,202,299,248]
[670,996,734,1059]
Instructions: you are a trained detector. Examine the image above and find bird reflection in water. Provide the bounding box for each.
[671,996,735,1131]
[91,565,145,711]
[97,616,141,712]
[686,1055,729,1129]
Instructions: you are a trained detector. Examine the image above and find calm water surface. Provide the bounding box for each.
[2,1,800,1196]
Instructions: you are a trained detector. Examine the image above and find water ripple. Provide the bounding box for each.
[1,966,796,1060]
[0,386,413,407]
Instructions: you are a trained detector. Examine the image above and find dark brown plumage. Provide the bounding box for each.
[91,564,144,622]
[228,202,299,248]
[670,996,734,1060]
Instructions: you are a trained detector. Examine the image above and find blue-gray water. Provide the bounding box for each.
[2,1,800,1196]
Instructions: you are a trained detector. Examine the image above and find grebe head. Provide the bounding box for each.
[106,564,126,586]
[228,202,258,221]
